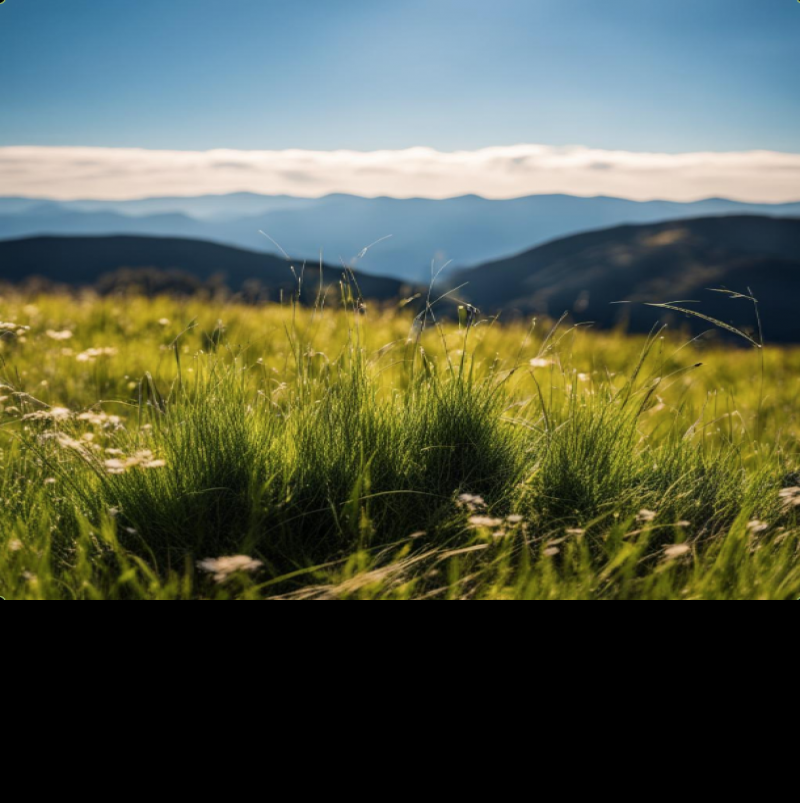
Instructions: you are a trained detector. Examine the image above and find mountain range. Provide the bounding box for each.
[1,192,799,282]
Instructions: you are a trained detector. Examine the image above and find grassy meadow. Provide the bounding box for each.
[2,288,800,600]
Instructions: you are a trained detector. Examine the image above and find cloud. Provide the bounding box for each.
[1,144,799,203]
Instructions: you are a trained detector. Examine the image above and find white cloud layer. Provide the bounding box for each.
[1,145,799,203]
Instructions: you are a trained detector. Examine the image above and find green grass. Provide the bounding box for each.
[2,290,800,600]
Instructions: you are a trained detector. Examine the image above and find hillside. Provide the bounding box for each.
[458,216,800,343]
[2,193,799,282]
[0,235,412,302]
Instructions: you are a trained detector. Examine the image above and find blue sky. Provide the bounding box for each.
[2,0,798,154]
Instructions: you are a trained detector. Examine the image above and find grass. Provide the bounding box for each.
[1,289,800,600]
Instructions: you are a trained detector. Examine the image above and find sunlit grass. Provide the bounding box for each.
[1,290,800,600]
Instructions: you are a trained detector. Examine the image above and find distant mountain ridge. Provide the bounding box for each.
[457,215,800,343]
[1,192,798,282]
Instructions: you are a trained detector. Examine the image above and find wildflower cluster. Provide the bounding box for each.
[22,407,73,423]
[103,450,166,475]
[0,322,30,338]
[457,493,486,513]
[78,411,124,431]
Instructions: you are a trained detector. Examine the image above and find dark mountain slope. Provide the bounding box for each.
[458,216,800,342]
[0,235,411,302]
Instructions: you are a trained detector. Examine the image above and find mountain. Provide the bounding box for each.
[457,216,800,342]
[0,193,323,220]
[4,220,800,341]
[0,235,412,303]
[1,193,799,282]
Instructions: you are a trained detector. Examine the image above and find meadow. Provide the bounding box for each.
[2,287,800,600]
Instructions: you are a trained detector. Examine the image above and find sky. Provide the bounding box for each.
[1,0,798,201]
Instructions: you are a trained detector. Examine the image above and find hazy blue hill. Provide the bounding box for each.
[1,193,799,282]
[0,198,53,215]
[0,235,410,302]
[457,216,800,342]
[57,193,322,221]
[0,208,211,240]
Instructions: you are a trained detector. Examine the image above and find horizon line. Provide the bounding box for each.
[3,190,800,207]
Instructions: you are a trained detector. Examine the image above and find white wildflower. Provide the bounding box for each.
[198,555,263,585]
[779,487,800,508]
[158,318,171,326]
[530,358,553,369]
[543,547,561,558]
[8,539,23,553]
[76,347,118,363]
[469,516,505,529]
[747,520,769,534]
[637,509,658,523]
[46,330,73,341]
[506,515,524,525]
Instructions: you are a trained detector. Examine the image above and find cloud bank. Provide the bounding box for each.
[1,144,799,203]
